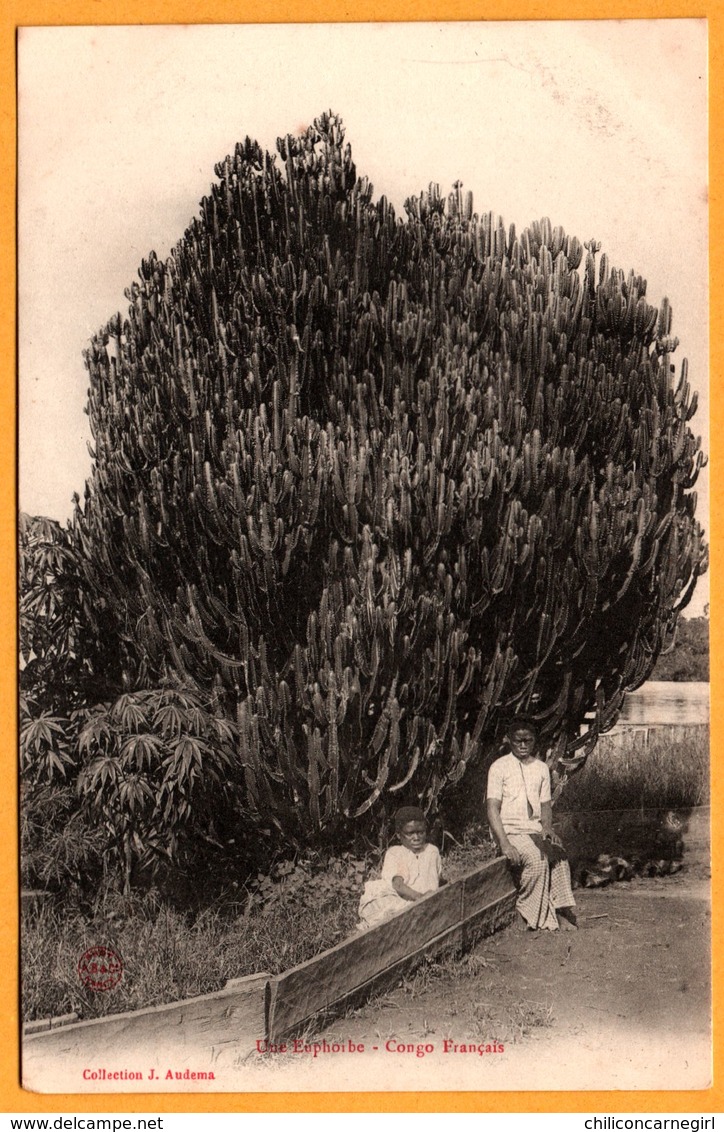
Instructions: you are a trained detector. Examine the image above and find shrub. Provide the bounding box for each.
[652,615,709,681]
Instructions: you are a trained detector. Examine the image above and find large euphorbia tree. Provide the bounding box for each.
[74,112,707,846]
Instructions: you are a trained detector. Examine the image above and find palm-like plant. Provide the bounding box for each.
[77,688,238,893]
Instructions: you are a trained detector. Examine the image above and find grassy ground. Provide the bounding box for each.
[378,950,556,1046]
[22,892,355,1023]
[21,835,497,1023]
[22,725,709,1024]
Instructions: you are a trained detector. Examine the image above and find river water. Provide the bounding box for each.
[617,680,709,726]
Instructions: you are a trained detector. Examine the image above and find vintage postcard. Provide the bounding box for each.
[12,15,718,1111]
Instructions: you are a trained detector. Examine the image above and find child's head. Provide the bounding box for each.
[504,716,539,761]
[394,806,427,855]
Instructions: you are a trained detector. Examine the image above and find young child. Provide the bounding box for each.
[357,806,442,931]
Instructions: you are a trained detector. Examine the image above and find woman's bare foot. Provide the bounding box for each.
[556,908,578,930]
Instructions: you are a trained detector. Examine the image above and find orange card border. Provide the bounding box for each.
[3,5,720,1115]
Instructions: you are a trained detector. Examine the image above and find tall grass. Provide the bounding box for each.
[555,725,709,812]
[22,890,358,1023]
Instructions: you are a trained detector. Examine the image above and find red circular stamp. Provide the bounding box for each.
[77,945,123,991]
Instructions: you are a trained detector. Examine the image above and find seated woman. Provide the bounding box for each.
[357,806,442,930]
[486,718,577,931]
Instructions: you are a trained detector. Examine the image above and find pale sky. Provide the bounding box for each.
[18,21,710,614]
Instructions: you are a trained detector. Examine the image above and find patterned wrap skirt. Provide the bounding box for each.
[507,833,576,931]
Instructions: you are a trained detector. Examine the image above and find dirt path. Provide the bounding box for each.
[234,870,710,1093]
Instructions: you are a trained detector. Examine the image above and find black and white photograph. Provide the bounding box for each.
[18,21,710,1095]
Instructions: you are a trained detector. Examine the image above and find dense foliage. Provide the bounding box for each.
[20,112,707,892]
[652,615,709,681]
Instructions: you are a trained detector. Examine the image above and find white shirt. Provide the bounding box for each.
[486,753,551,834]
[380,843,442,894]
